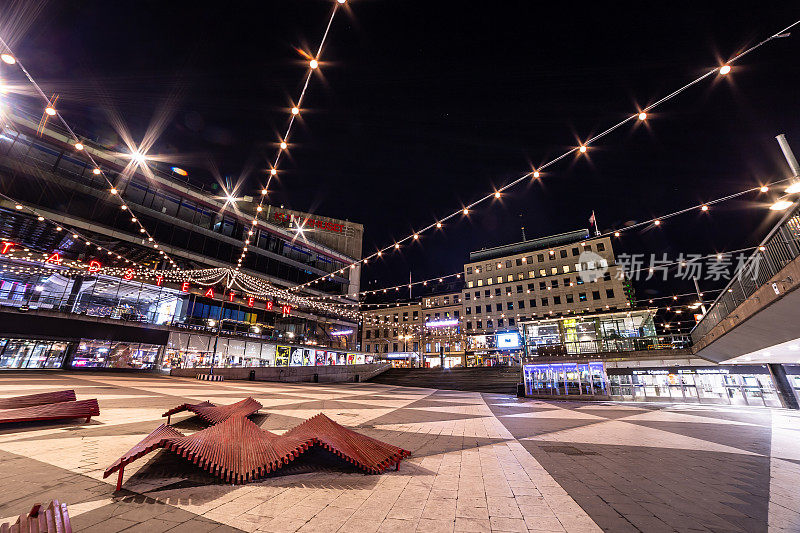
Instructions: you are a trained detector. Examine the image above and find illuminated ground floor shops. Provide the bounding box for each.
[522,359,800,407]
[0,332,376,372]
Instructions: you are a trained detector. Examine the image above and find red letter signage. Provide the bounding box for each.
[0,242,12,254]
[247,297,254,307]
[265,301,273,311]
[123,269,134,280]
[46,252,62,264]
[281,305,292,317]
[228,291,235,302]
[156,276,163,286]
[88,260,101,273]
[205,287,214,298]
[181,281,190,292]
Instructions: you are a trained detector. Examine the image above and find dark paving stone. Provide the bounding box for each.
[482,395,772,533]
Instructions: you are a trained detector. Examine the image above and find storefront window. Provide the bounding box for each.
[0,339,69,369]
[70,339,160,369]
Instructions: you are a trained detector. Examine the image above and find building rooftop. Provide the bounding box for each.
[468,229,590,263]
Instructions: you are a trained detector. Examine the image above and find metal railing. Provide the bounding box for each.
[691,203,800,342]
[526,334,691,357]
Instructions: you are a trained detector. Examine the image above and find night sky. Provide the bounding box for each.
[8,1,800,309]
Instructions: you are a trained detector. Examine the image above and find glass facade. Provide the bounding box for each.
[0,338,69,369]
[608,367,784,407]
[0,111,355,293]
[162,331,372,371]
[521,309,688,357]
[523,362,608,396]
[0,255,357,349]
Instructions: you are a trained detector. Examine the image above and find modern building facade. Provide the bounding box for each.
[421,291,465,367]
[0,102,363,370]
[461,229,634,363]
[360,302,422,366]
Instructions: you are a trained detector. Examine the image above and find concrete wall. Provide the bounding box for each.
[170,363,391,383]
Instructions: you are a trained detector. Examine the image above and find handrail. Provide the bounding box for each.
[691,201,800,341]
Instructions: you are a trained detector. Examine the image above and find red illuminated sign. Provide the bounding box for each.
[228,291,235,302]
[273,212,345,234]
[281,305,292,317]
[1,242,14,254]
[88,260,102,273]
[181,282,190,292]
[205,288,214,298]
[265,301,273,311]
[123,269,134,280]
[156,276,163,286]
[46,252,62,264]
[247,297,254,307]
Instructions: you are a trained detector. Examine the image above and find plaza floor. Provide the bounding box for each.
[0,372,798,533]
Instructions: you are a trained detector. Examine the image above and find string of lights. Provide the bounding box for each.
[0,190,147,268]
[235,0,346,276]
[300,179,788,303]
[290,18,800,293]
[0,41,179,270]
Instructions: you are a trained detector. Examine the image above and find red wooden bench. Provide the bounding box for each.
[105,413,410,489]
[0,399,100,425]
[0,390,76,410]
[162,397,262,425]
[0,500,72,533]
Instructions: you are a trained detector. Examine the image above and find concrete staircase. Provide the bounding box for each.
[369,366,521,394]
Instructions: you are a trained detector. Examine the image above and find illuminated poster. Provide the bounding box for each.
[315,350,327,366]
[290,347,304,366]
[302,349,312,366]
[356,353,365,365]
[347,353,356,365]
[327,351,339,365]
[276,346,290,366]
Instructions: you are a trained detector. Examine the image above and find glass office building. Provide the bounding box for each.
[0,103,362,368]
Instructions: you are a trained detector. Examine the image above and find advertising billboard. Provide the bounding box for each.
[496,332,521,350]
[276,346,290,366]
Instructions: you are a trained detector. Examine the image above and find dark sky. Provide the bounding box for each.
[11,1,800,312]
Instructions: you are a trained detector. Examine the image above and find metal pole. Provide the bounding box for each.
[210,301,225,375]
[692,278,707,315]
[776,134,800,177]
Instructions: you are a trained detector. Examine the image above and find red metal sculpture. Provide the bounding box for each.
[0,500,72,533]
[105,413,410,490]
[162,397,262,425]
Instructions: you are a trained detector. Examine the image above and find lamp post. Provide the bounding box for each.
[208,301,225,375]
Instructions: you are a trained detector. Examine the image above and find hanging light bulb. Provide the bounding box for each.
[579,145,587,153]
[1,54,16,65]
[638,112,647,121]
[291,107,299,115]
[280,141,287,150]
[45,107,56,116]
[719,65,731,75]
[786,182,800,194]
[770,199,793,211]
[74,142,84,150]
[93,168,101,175]
[309,59,319,69]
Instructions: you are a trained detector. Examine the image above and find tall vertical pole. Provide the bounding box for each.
[692,278,707,315]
